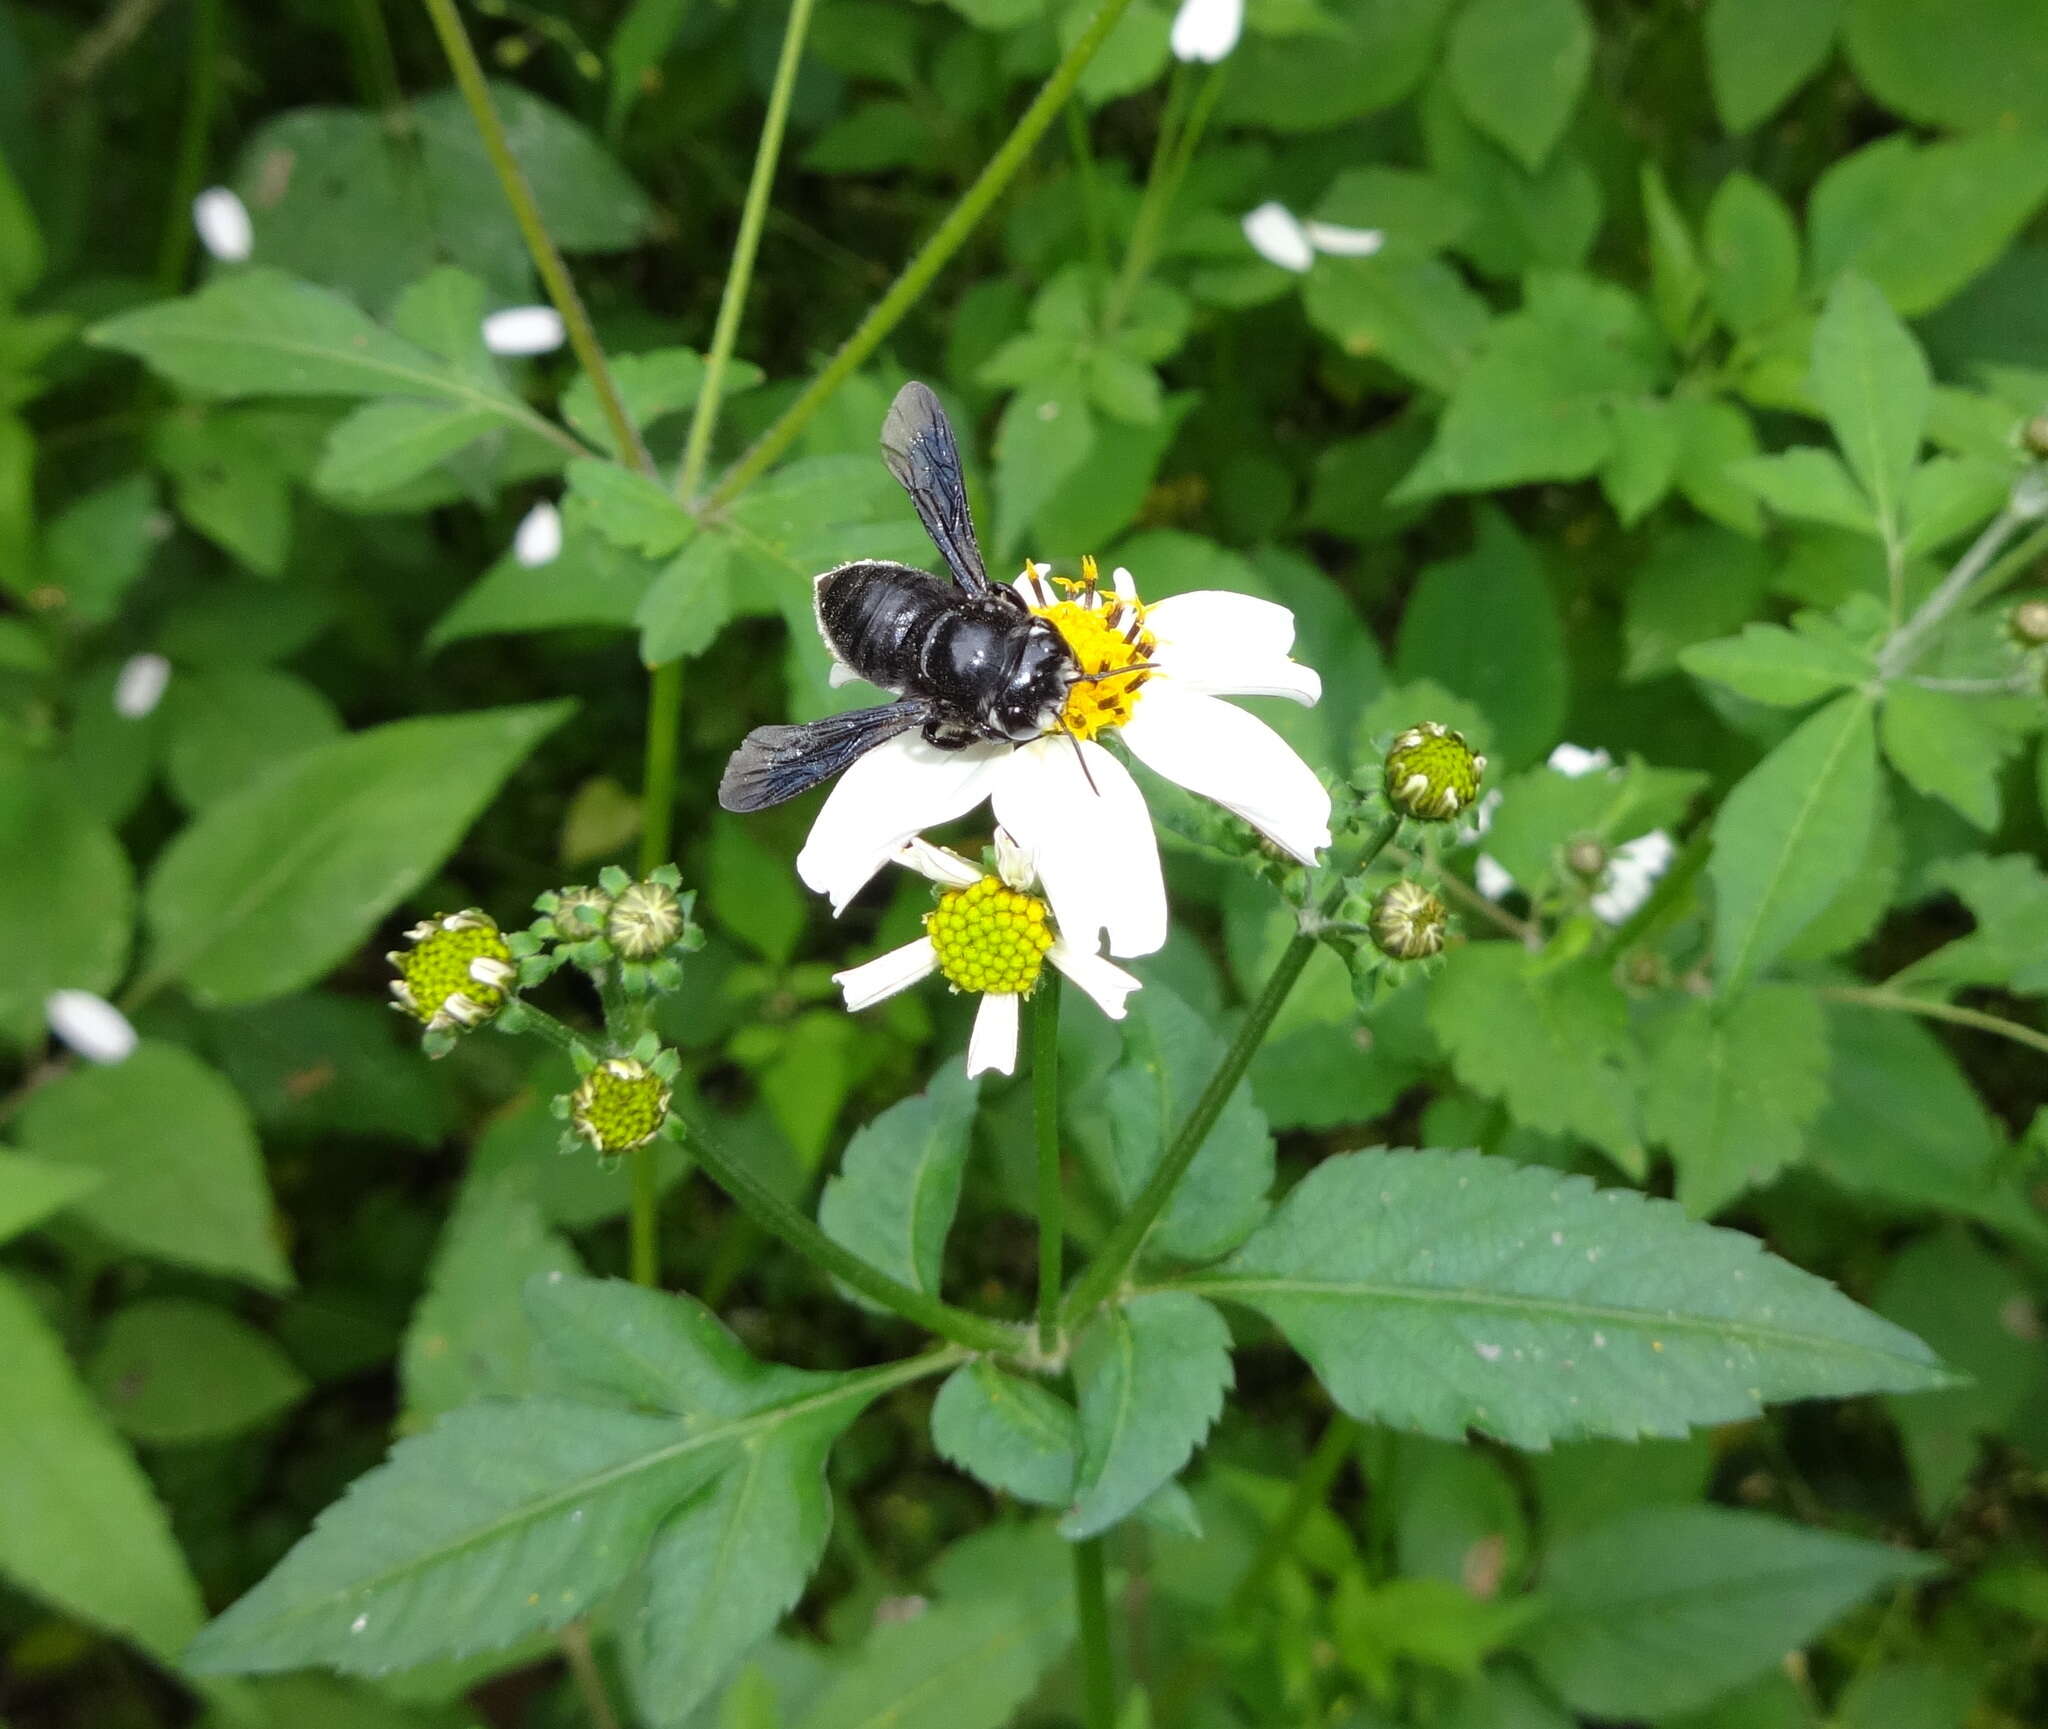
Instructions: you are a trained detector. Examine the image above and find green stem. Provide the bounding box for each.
[558,1621,621,1729]
[1073,1535,1117,1729]
[498,1000,595,1059]
[1879,508,2020,677]
[629,1145,661,1287]
[675,1114,1022,1352]
[1818,985,2048,1057]
[155,0,222,292]
[1032,976,1064,1354]
[1062,816,1401,1326]
[705,0,1141,511]
[421,0,653,478]
[343,0,407,116]
[1065,100,1109,279]
[1106,61,1223,329]
[1227,1415,1359,1615]
[637,656,685,875]
[674,0,816,505]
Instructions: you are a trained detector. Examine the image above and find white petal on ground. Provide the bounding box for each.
[1591,831,1675,925]
[895,835,983,889]
[833,938,939,1011]
[967,991,1021,1077]
[482,305,567,357]
[513,500,562,568]
[1119,683,1332,865]
[113,653,171,719]
[799,734,1006,913]
[991,736,1168,959]
[1048,940,1141,1021]
[1548,742,1614,778]
[46,991,138,1065]
[192,186,253,262]
[1302,220,1385,257]
[1142,590,1321,704]
[1170,0,1243,62]
[1474,855,1516,902]
[1243,202,1315,273]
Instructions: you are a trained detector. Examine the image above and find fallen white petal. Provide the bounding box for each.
[1170,0,1243,61]
[834,938,939,1011]
[1475,855,1516,901]
[1048,940,1140,1021]
[798,733,1006,913]
[483,305,567,357]
[1302,220,1385,257]
[513,500,562,568]
[113,652,171,719]
[895,835,982,889]
[46,991,138,1065]
[967,991,1022,1077]
[1548,742,1614,779]
[1591,831,1675,925]
[1243,202,1314,273]
[991,737,1168,959]
[1119,683,1332,865]
[192,186,253,263]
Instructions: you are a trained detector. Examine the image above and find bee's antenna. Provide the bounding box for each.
[1062,723,1101,797]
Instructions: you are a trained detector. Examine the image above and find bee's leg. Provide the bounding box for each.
[920,714,980,750]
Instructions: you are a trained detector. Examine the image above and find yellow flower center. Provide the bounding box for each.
[1029,555,1157,742]
[924,875,1054,996]
[571,1058,671,1154]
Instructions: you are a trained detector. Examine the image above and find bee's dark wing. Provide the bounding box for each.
[717,698,937,813]
[880,381,990,596]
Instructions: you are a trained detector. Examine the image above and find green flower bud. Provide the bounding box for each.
[569,1056,672,1154]
[2007,596,2048,649]
[607,878,684,960]
[1369,880,1448,961]
[1384,723,1486,822]
[2021,415,2048,462]
[1564,836,1608,880]
[541,884,613,939]
[388,910,516,1033]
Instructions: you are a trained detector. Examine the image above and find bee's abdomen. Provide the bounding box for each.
[815,562,948,690]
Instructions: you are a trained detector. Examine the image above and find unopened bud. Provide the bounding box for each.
[540,883,612,940]
[1384,723,1486,821]
[2008,596,2048,648]
[1370,881,1448,961]
[1564,836,1608,880]
[569,1056,671,1153]
[607,878,683,959]
[2021,414,2048,461]
[388,910,516,1033]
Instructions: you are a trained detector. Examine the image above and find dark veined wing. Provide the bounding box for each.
[880,381,990,595]
[717,698,936,813]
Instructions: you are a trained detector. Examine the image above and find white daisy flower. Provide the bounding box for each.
[46,990,138,1065]
[113,652,171,719]
[1171,0,1243,63]
[482,305,567,357]
[1470,743,1675,922]
[833,831,1141,1078]
[513,499,563,567]
[1242,202,1385,274]
[192,186,253,262]
[798,559,1329,959]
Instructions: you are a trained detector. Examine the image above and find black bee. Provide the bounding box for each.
[717,381,1081,813]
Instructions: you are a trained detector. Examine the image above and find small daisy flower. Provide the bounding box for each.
[1242,202,1385,274]
[569,1056,672,1154]
[798,559,1329,959]
[46,990,138,1065]
[192,187,253,263]
[482,305,567,357]
[388,910,517,1033]
[833,832,1140,1078]
[1171,0,1243,62]
[1466,743,1676,924]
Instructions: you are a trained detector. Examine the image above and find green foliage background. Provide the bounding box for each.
[1,1,2046,1726]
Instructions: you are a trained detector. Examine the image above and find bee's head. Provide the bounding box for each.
[990,621,1075,741]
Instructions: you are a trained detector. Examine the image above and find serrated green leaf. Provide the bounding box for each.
[562,348,761,461]
[142,702,571,1005]
[1895,852,2048,995]
[931,1360,1080,1507]
[0,1149,103,1245]
[17,1043,290,1290]
[0,1274,206,1661]
[1879,682,2009,829]
[1178,1148,1946,1448]
[1705,0,1842,132]
[163,668,343,812]
[993,369,1093,558]
[1679,620,1873,705]
[1519,1504,1935,1717]
[88,1298,310,1445]
[1709,692,1878,995]
[567,458,695,559]
[1447,0,1593,171]
[818,1066,979,1310]
[432,502,654,650]
[1641,164,1708,351]
[316,401,502,500]
[1705,172,1802,335]
[1840,0,2048,134]
[1301,256,1492,395]
[1062,1292,1231,1540]
[1725,448,1878,534]
[0,764,132,1047]
[1809,273,1929,540]
[1428,946,1641,1170]
[1645,987,1830,1215]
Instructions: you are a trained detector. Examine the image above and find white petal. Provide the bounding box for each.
[1459,787,1503,845]
[46,991,138,1065]
[1170,0,1243,63]
[513,500,562,568]
[482,305,567,357]
[798,734,1005,913]
[1591,831,1675,924]
[993,826,1035,892]
[1547,742,1614,779]
[1167,655,1321,705]
[113,653,171,719]
[1108,565,1139,602]
[1617,830,1676,876]
[192,186,253,262]
[1243,202,1314,273]
[1303,220,1384,258]
[991,737,1167,959]
[1118,684,1332,865]
[834,938,938,1011]
[895,835,982,888]
[1144,591,1319,702]
[1048,940,1140,1021]
[1013,564,1057,609]
[1474,855,1516,902]
[966,991,1021,1077]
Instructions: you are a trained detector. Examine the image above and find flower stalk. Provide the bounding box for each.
[1032,975,1064,1354]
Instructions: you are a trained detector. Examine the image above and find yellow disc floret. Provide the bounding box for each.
[570,1057,671,1154]
[388,911,515,1032]
[1029,555,1156,742]
[924,875,1055,996]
